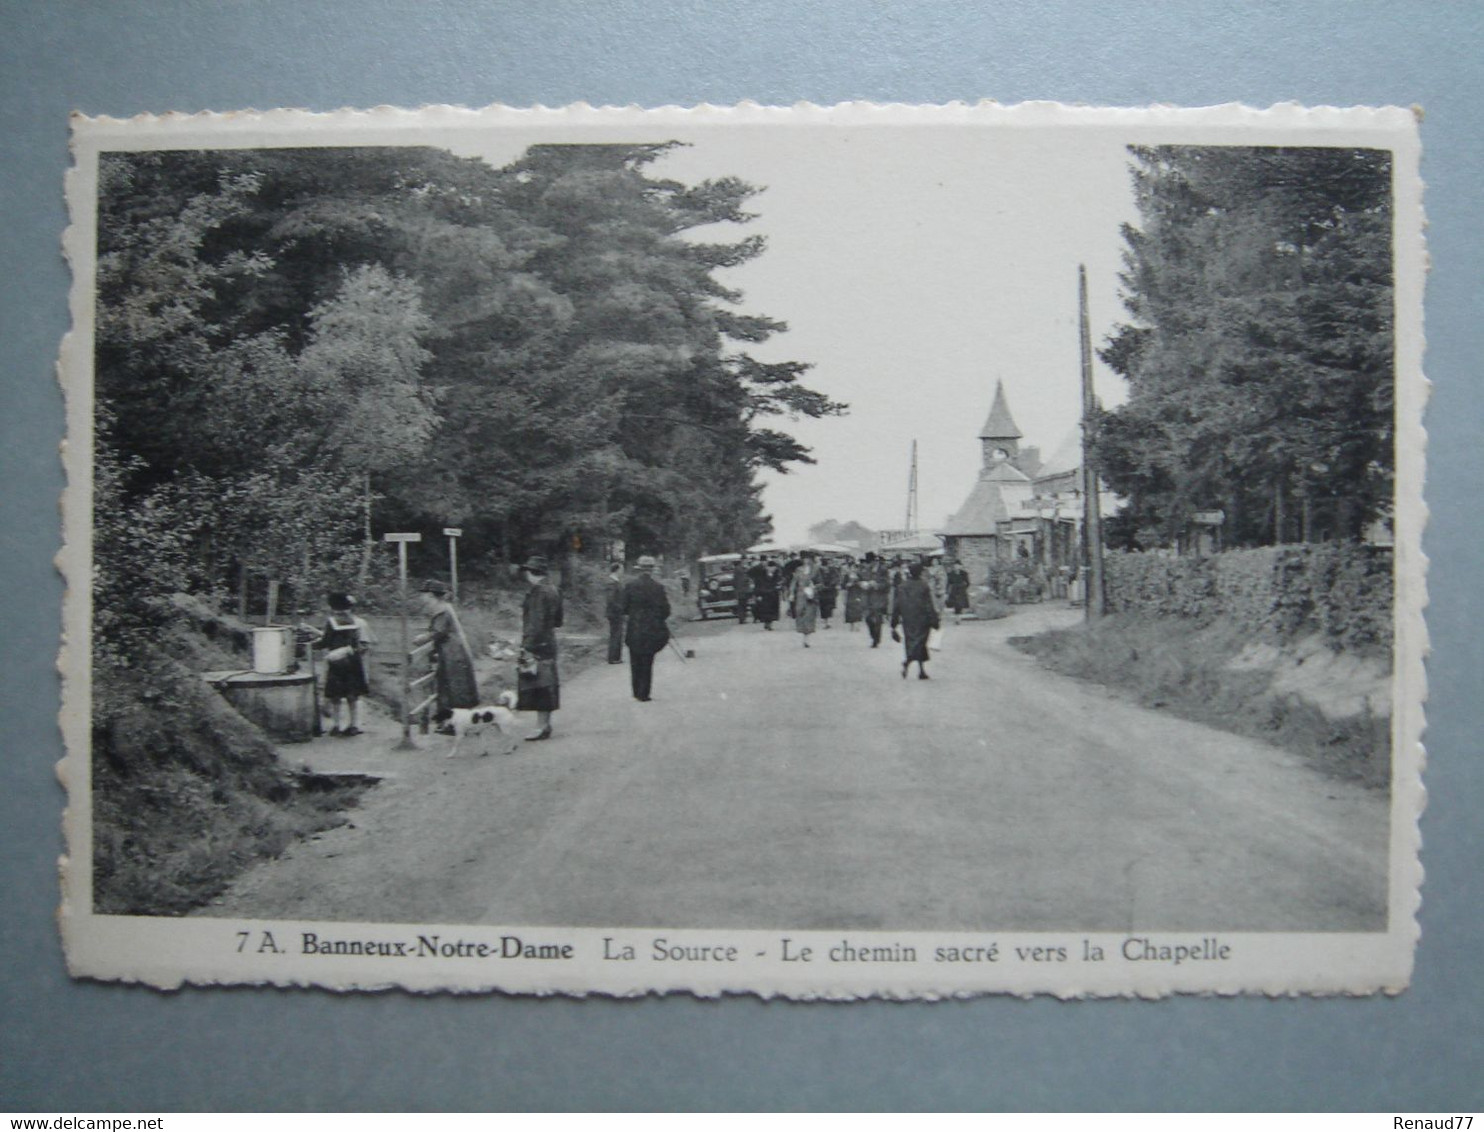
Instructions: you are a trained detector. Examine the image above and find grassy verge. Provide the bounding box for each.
[1012,614,1390,789]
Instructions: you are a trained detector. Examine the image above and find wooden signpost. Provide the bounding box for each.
[443,527,462,603]
[384,532,422,749]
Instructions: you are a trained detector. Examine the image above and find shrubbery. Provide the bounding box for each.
[91,633,365,915]
[1102,545,1392,655]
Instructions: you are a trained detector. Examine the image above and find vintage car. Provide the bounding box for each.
[696,552,744,620]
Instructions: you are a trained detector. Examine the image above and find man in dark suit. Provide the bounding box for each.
[604,560,625,664]
[861,551,892,648]
[620,555,671,702]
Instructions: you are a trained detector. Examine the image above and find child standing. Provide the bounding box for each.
[318,593,374,737]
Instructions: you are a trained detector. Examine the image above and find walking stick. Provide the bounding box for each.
[666,620,694,661]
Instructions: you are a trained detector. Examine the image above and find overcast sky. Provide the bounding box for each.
[460,121,1141,545]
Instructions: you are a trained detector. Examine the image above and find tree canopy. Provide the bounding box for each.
[93,143,842,646]
[1095,145,1394,549]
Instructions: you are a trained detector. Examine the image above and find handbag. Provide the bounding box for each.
[519,657,557,690]
[928,626,945,651]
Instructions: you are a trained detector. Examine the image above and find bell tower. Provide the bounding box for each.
[978,379,1022,474]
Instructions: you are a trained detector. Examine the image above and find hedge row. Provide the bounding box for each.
[1102,545,1393,653]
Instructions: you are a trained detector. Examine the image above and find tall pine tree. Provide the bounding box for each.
[1097,146,1393,548]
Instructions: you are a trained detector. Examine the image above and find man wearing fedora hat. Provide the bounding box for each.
[619,555,670,702]
[517,555,563,740]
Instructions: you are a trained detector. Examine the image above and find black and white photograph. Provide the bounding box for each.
[60,102,1424,996]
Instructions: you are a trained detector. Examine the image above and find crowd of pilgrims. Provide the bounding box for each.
[734,551,972,680]
[302,551,978,751]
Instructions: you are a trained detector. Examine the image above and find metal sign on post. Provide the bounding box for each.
[443,527,462,604]
[384,533,422,749]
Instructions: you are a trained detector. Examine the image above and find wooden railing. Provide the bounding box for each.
[406,639,438,737]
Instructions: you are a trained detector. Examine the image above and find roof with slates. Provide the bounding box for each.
[940,479,1014,536]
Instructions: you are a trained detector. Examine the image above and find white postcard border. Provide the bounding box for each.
[59,100,1426,998]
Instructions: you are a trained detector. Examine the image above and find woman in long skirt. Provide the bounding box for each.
[842,563,865,630]
[891,561,940,679]
[787,555,820,647]
[414,578,479,732]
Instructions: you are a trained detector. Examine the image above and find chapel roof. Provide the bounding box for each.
[1035,428,1083,479]
[985,460,1031,484]
[977,380,1023,441]
[940,478,1014,536]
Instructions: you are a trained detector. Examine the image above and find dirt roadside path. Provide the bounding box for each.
[201,605,1388,931]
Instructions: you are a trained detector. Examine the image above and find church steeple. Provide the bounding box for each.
[978,380,1022,471]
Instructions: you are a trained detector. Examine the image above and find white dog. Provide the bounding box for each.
[445,690,520,758]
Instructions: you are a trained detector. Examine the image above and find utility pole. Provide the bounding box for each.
[904,439,919,534]
[1079,264,1106,621]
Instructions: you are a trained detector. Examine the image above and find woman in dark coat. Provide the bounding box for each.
[517,555,563,740]
[751,558,781,629]
[945,559,972,620]
[414,578,480,731]
[891,561,940,680]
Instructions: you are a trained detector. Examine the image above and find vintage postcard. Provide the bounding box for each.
[59,102,1425,997]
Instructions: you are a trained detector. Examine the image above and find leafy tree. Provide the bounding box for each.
[95,153,443,604]
[93,141,842,634]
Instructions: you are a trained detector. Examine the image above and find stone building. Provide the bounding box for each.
[938,381,1109,583]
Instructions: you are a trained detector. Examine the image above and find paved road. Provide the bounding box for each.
[205,606,1389,931]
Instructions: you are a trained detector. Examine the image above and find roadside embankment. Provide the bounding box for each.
[1012,545,1393,789]
[91,604,368,916]
[93,568,728,915]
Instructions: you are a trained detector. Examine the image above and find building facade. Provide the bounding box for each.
[938,381,1109,584]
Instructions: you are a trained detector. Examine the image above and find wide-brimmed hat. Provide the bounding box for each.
[419,578,450,596]
[521,555,550,574]
[635,555,658,571]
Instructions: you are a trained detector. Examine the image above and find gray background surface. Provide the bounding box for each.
[2,0,1479,1112]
